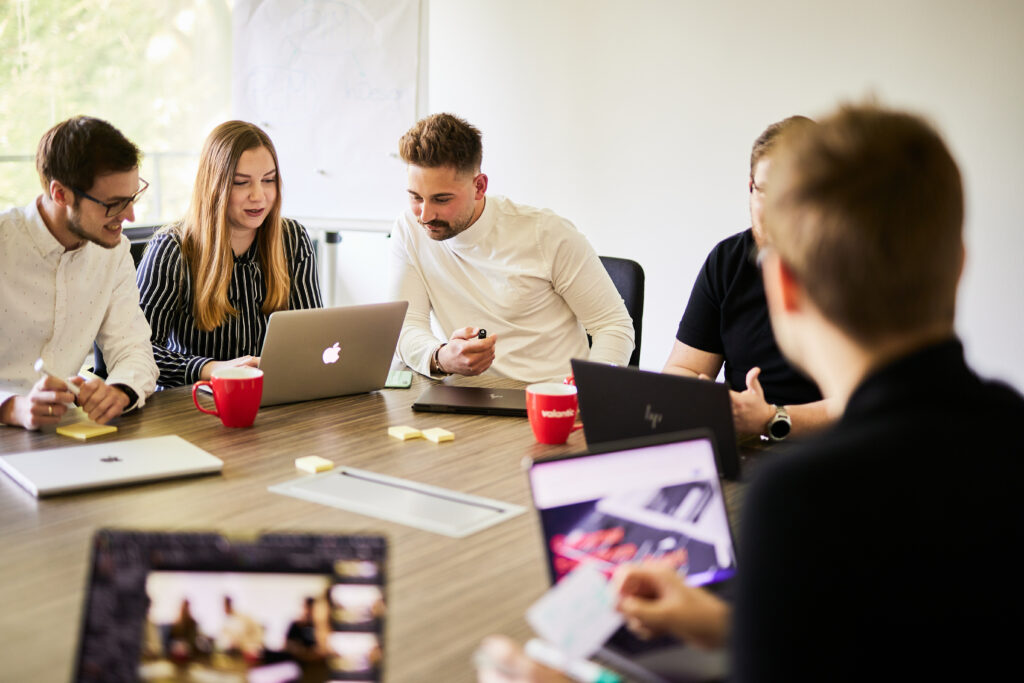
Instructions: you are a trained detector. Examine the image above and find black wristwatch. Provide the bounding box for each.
[766,404,792,441]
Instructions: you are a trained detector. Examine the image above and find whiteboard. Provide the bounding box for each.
[233,0,420,221]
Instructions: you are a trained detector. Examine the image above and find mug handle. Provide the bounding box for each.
[192,381,219,417]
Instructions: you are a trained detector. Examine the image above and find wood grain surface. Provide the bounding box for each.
[0,371,756,682]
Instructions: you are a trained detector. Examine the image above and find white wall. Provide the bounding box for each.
[426,0,1024,390]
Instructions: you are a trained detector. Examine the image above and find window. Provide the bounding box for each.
[0,0,231,224]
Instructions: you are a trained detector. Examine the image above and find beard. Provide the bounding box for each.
[67,207,120,250]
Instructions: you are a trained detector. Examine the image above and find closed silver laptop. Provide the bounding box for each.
[0,435,223,498]
[258,301,408,406]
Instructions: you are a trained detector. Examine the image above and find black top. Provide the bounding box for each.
[676,229,820,405]
[136,218,323,389]
[732,339,1024,681]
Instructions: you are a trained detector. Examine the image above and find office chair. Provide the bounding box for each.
[93,226,158,379]
[598,255,645,367]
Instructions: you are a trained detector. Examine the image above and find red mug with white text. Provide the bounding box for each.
[192,367,263,428]
[526,383,583,445]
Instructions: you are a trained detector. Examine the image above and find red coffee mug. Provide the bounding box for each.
[192,367,263,428]
[526,382,583,445]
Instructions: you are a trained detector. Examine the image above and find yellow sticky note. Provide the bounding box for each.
[388,425,423,440]
[295,455,334,473]
[56,423,118,440]
[422,427,454,443]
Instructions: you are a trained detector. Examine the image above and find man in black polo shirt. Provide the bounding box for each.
[664,116,838,441]
[615,105,1024,680]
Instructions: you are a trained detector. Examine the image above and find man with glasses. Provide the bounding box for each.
[663,115,838,441]
[0,116,158,430]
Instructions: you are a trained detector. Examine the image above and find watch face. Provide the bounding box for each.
[770,418,791,440]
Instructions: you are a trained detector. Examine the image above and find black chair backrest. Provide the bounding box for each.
[93,226,159,379]
[599,255,644,367]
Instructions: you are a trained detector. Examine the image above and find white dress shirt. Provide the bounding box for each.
[389,195,634,383]
[0,199,158,412]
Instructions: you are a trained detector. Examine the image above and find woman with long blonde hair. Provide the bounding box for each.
[137,121,322,388]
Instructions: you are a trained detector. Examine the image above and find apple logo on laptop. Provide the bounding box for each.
[322,342,341,365]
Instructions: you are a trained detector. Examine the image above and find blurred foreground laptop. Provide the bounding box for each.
[571,359,741,480]
[258,301,407,406]
[412,384,527,417]
[76,529,387,683]
[0,435,222,498]
[527,430,738,682]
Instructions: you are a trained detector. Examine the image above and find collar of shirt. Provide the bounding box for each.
[25,198,69,260]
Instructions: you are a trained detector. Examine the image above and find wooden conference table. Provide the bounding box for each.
[0,372,753,682]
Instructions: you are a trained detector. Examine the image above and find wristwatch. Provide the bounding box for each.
[766,404,792,441]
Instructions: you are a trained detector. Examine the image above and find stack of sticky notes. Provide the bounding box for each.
[295,455,334,473]
[388,425,423,440]
[421,427,454,443]
[56,422,118,440]
[388,425,455,443]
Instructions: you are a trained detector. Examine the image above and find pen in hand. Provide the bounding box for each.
[34,358,81,397]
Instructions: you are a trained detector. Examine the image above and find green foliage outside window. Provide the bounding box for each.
[0,0,231,223]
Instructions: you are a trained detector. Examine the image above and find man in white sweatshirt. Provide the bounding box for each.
[389,113,634,383]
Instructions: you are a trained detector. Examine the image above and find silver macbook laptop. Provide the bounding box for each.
[0,435,223,498]
[528,430,737,682]
[258,301,408,406]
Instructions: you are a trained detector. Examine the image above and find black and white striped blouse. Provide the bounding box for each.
[136,218,323,389]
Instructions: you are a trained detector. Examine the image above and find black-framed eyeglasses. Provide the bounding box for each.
[72,178,149,217]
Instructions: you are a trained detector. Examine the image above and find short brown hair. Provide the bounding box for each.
[36,116,141,195]
[398,113,482,175]
[764,105,963,345]
[750,115,815,176]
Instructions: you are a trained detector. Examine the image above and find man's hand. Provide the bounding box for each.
[76,378,130,424]
[438,327,497,376]
[200,356,260,380]
[729,366,775,438]
[614,562,730,650]
[0,375,79,430]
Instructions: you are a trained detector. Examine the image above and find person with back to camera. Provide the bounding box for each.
[136,121,323,389]
[0,116,157,429]
[389,112,634,383]
[478,103,1024,682]
[664,116,839,441]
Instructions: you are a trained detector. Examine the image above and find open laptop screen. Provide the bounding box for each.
[76,530,386,683]
[529,431,737,589]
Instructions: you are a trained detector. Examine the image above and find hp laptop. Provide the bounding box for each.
[75,529,387,683]
[258,301,407,406]
[527,430,738,682]
[0,435,223,498]
[571,359,741,480]
[411,384,527,417]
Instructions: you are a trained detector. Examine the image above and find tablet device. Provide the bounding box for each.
[76,529,387,682]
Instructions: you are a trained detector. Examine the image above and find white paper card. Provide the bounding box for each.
[525,563,624,659]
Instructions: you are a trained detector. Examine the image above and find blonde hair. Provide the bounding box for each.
[176,121,290,331]
[765,104,963,345]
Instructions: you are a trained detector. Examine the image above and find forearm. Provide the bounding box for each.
[782,398,840,438]
[397,327,443,377]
